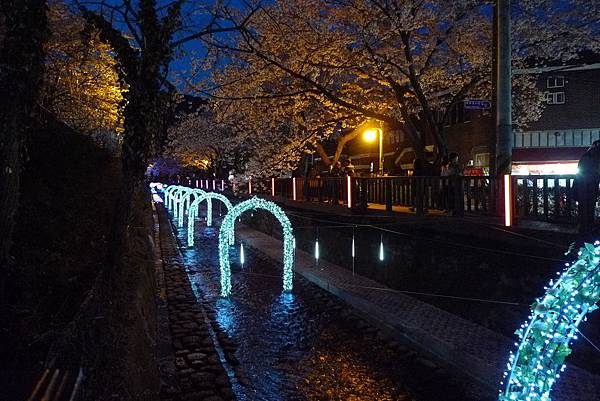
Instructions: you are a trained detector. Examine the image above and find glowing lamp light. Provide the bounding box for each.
[347,175,352,208]
[363,128,378,142]
[315,239,320,261]
[379,238,384,261]
[240,243,245,266]
[292,177,297,201]
[248,177,252,194]
[504,174,512,227]
[218,197,294,297]
[499,242,600,401]
[212,180,216,190]
[272,178,276,197]
[221,179,225,191]
[351,233,356,275]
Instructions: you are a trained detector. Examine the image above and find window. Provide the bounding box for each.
[475,153,490,167]
[444,102,472,126]
[547,76,565,88]
[546,92,565,105]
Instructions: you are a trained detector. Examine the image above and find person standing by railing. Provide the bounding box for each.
[447,152,464,216]
[305,166,319,201]
[574,140,600,236]
[330,161,342,204]
[411,155,434,213]
[440,155,450,212]
[342,159,355,177]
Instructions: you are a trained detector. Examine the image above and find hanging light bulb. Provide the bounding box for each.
[379,234,384,261]
[240,243,245,267]
[315,239,319,262]
[351,231,356,275]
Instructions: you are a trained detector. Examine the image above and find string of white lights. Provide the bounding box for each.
[285,211,569,264]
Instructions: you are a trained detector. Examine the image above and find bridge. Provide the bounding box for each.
[167,174,585,231]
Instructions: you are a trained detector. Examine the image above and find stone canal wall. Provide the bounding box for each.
[155,203,235,401]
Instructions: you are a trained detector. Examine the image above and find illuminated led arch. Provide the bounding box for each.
[164,185,181,209]
[218,197,295,297]
[172,187,196,223]
[187,192,233,247]
[168,186,188,213]
[177,188,206,227]
[499,241,600,401]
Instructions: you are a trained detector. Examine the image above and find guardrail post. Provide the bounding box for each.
[347,176,353,208]
[504,174,512,226]
[385,178,392,212]
[292,177,297,201]
[453,177,464,217]
[416,178,425,215]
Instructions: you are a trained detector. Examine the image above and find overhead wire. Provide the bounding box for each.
[284,210,570,263]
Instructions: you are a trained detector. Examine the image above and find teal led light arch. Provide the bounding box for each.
[499,241,600,401]
[187,192,233,247]
[178,188,206,227]
[168,186,187,213]
[172,187,195,224]
[164,185,181,209]
[218,197,295,297]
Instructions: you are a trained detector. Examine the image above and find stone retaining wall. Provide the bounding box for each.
[155,204,234,401]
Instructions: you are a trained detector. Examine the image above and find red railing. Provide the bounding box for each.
[165,174,596,225]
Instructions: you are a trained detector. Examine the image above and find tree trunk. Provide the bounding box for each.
[0,0,48,268]
[107,78,158,268]
[314,143,331,167]
[313,127,363,169]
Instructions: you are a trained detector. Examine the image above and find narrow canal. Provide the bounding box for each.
[169,209,470,401]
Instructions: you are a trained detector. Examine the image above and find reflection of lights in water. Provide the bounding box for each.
[179,208,409,401]
[215,298,237,334]
[269,293,297,322]
[279,292,295,306]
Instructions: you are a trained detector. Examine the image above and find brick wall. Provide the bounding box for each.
[527,67,600,131]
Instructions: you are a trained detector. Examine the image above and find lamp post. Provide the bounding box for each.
[363,128,383,175]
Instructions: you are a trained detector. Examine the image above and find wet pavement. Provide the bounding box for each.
[168,210,468,401]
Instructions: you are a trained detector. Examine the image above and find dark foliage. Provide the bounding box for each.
[0,118,121,399]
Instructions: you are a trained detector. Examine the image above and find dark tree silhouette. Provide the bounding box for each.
[78,0,256,268]
[0,0,48,270]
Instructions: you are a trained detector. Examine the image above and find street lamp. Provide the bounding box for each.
[363,128,383,175]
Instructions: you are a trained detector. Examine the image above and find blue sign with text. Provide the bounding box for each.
[464,99,491,110]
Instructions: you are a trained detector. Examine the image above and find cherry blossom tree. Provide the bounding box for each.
[42,1,127,135]
[175,0,598,178]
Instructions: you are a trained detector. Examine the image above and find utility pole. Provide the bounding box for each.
[495,0,512,176]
